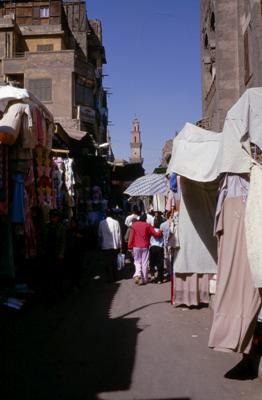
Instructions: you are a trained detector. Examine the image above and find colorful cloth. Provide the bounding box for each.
[128,221,162,249]
[11,173,25,223]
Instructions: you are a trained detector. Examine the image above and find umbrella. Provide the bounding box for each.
[124,173,166,196]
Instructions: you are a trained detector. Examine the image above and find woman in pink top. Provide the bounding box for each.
[128,213,162,285]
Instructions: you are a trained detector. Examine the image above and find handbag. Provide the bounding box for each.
[117,252,125,270]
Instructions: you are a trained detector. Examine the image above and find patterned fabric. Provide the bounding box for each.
[124,174,166,196]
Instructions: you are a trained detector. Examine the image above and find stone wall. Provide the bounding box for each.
[201,0,262,131]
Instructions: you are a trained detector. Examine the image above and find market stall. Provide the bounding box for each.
[208,87,262,354]
[167,89,262,353]
[167,122,221,307]
[0,86,55,288]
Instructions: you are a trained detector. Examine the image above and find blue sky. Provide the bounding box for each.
[87,0,202,172]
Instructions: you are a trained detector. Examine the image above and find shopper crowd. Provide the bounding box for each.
[35,205,178,303]
[97,205,179,287]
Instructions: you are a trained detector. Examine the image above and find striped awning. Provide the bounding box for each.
[124,173,166,196]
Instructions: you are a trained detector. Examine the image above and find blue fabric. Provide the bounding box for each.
[11,173,25,223]
[170,173,177,193]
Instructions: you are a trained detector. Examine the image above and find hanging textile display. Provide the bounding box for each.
[52,156,76,216]
[35,147,53,208]
[208,174,261,353]
[11,173,25,223]
[174,177,217,275]
[24,165,37,259]
[245,163,262,288]
[0,86,55,278]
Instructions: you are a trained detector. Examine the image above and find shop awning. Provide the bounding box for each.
[124,173,166,196]
[65,128,87,141]
[167,122,222,182]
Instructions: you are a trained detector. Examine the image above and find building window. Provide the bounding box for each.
[75,77,94,106]
[28,78,52,101]
[40,7,49,18]
[37,44,54,52]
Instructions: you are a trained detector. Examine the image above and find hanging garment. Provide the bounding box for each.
[171,177,217,307]
[153,193,165,212]
[174,273,210,307]
[245,164,262,288]
[46,121,54,149]
[21,110,35,149]
[0,86,29,112]
[11,173,25,223]
[24,165,37,258]
[174,177,217,274]
[165,190,176,211]
[35,108,45,146]
[0,102,28,145]
[170,172,177,192]
[35,148,53,207]
[209,195,261,353]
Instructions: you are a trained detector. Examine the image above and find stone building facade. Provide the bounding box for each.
[201,0,262,131]
[0,0,108,149]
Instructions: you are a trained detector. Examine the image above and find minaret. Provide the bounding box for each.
[130,118,143,164]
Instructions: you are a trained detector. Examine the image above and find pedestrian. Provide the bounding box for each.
[160,210,180,280]
[98,209,122,283]
[146,208,155,226]
[124,217,138,244]
[128,213,162,285]
[124,205,140,227]
[149,218,164,283]
[43,208,66,301]
[154,210,165,224]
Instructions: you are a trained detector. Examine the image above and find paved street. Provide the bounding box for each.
[2,254,262,400]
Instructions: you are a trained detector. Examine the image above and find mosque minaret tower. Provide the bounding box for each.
[129,118,143,164]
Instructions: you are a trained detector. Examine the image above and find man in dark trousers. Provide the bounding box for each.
[98,209,122,283]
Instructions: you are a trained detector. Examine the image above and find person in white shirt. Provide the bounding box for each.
[124,205,140,227]
[149,218,164,283]
[98,209,122,282]
[146,209,155,226]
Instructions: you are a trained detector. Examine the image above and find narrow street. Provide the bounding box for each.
[2,255,262,400]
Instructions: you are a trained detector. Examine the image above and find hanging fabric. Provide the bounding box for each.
[11,173,25,223]
[245,163,262,288]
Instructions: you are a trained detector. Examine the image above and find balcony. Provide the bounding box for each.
[2,55,26,74]
[2,50,76,76]
[2,50,96,82]
[19,24,64,37]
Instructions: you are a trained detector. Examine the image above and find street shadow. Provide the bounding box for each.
[1,258,141,400]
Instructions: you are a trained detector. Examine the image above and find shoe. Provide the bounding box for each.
[134,276,140,284]
[224,355,258,380]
